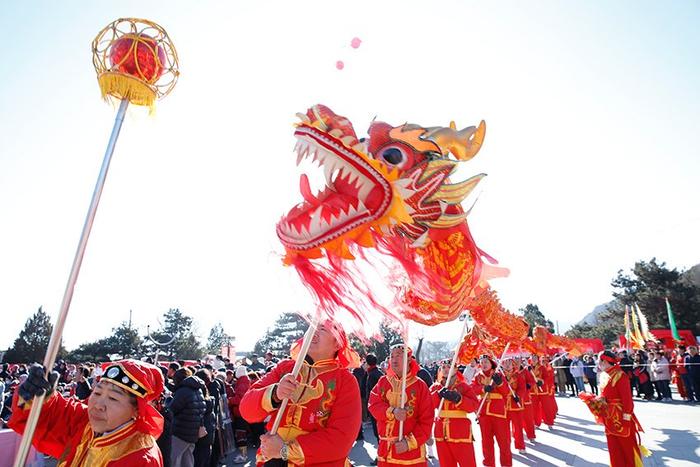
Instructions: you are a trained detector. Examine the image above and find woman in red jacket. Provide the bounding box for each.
[429,360,479,467]
[471,355,511,467]
[10,359,165,466]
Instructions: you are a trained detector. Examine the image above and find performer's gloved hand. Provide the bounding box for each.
[393,407,408,422]
[394,439,409,454]
[491,373,503,385]
[484,385,494,393]
[19,364,58,401]
[439,388,461,403]
[526,383,532,390]
[513,394,521,405]
[536,380,544,388]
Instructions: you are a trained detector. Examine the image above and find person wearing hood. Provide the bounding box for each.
[240,320,362,466]
[9,359,165,466]
[170,367,207,467]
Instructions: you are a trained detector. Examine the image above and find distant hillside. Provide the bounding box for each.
[576,263,700,326]
[578,301,614,326]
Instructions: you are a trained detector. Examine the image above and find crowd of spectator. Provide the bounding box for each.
[1,343,699,465]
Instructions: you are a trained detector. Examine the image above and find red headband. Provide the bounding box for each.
[600,354,619,364]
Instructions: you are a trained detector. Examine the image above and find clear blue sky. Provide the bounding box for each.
[1,1,699,352]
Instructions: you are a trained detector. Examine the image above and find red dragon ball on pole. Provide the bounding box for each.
[276,104,527,341]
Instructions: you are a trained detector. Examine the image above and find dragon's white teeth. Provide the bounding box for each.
[357,182,372,199]
[329,129,343,138]
[323,163,335,182]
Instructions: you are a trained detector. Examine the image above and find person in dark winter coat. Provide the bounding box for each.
[363,354,384,442]
[170,368,207,467]
[193,369,216,467]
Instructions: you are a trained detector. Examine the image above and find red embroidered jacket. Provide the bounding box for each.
[369,373,434,465]
[240,358,361,466]
[470,369,509,418]
[9,393,162,466]
[601,366,640,437]
[429,374,478,443]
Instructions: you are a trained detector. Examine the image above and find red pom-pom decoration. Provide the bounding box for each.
[109,34,166,84]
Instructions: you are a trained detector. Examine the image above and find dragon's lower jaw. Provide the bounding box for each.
[277,124,393,253]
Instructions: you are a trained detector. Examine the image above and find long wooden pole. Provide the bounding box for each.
[268,313,321,435]
[435,314,471,416]
[13,99,129,467]
[398,340,409,441]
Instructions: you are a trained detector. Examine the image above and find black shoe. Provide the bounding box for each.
[370,459,378,465]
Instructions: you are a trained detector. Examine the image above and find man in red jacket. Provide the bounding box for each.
[9,359,165,466]
[369,345,434,466]
[471,355,512,467]
[518,358,537,443]
[596,350,645,467]
[429,360,479,467]
[240,319,361,466]
[502,358,527,455]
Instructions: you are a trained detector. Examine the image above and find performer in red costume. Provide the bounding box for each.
[471,355,512,467]
[532,356,556,428]
[429,360,479,467]
[519,358,537,442]
[598,350,645,467]
[502,359,526,454]
[239,320,361,466]
[9,359,165,466]
[369,345,434,466]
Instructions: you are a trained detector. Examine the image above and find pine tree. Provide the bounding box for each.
[253,313,308,356]
[206,322,232,355]
[149,308,203,360]
[518,304,555,336]
[3,307,65,363]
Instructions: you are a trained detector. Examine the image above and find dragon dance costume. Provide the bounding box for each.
[368,347,434,467]
[471,365,511,467]
[9,360,165,466]
[531,359,556,428]
[503,364,526,453]
[239,332,361,466]
[429,371,479,467]
[599,355,644,467]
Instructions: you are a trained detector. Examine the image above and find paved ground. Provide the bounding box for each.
[35,392,700,466]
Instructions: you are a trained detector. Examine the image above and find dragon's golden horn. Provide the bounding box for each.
[428,173,486,205]
[422,120,486,161]
[425,212,469,228]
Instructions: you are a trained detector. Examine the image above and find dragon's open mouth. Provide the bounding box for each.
[277,124,393,251]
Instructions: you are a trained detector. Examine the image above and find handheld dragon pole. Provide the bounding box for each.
[475,342,511,421]
[433,313,472,435]
[13,99,129,467]
[398,338,409,441]
[268,312,321,437]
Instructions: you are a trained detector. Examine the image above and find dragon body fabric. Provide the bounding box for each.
[277,104,528,340]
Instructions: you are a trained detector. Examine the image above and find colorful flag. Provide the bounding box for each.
[630,304,645,349]
[665,298,681,341]
[635,303,658,342]
[624,305,632,351]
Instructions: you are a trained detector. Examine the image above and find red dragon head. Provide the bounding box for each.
[277,104,487,262]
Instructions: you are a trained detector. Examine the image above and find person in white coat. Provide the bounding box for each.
[569,356,585,394]
[651,352,672,401]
